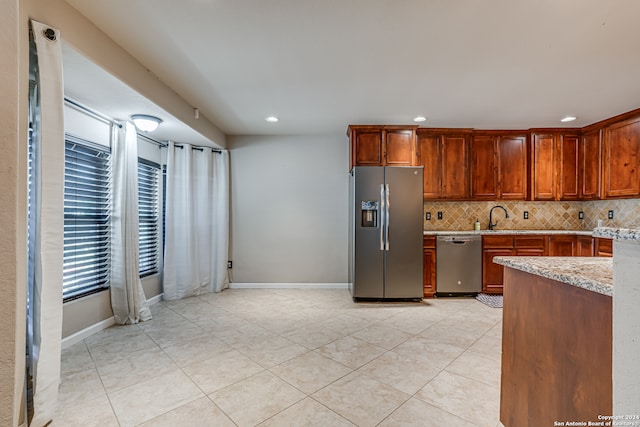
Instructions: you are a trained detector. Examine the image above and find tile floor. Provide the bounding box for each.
[54,288,507,427]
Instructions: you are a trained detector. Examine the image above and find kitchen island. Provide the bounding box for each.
[494,256,612,427]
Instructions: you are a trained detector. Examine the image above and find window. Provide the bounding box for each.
[63,137,111,301]
[138,159,161,276]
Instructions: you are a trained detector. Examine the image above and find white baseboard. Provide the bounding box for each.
[147,293,164,305]
[62,316,115,349]
[61,293,164,349]
[230,282,349,289]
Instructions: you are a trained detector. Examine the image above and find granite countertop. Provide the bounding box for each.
[423,229,594,236]
[493,256,613,297]
[593,227,640,242]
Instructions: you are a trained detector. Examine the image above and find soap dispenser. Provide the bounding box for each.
[474,219,481,231]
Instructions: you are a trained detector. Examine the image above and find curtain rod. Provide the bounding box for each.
[64,97,120,127]
[137,133,168,148]
[174,143,221,153]
[64,97,221,152]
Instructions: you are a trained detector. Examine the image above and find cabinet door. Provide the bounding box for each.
[595,237,613,257]
[385,129,414,166]
[441,135,469,199]
[548,235,576,256]
[581,130,602,200]
[354,130,383,166]
[604,116,640,198]
[417,133,441,199]
[514,235,547,255]
[558,134,580,200]
[423,248,437,298]
[471,135,498,199]
[498,135,528,200]
[482,248,515,294]
[532,133,556,200]
[576,236,594,256]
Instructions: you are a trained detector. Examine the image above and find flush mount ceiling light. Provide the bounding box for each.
[560,116,577,123]
[131,114,162,132]
[265,115,279,123]
[413,116,427,123]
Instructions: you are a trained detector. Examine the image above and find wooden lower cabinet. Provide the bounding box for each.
[482,248,515,294]
[423,236,436,298]
[548,235,576,256]
[514,235,547,256]
[482,236,515,294]
[595,237,613,257]
[482,234,605,294]
[482,235,549,294]
[576,235,594,256]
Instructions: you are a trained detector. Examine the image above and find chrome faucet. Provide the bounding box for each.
[488,205,509,230]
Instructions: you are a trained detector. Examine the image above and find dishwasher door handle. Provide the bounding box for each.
[439,237,479,244]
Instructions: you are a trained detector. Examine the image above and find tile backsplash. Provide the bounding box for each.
[423,199,640,231]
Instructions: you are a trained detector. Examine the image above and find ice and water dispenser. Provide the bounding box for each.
[361,201,378,228]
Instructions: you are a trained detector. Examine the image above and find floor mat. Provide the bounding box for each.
[476,293,503,308]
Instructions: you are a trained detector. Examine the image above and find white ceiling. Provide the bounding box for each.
[64,0,640,136]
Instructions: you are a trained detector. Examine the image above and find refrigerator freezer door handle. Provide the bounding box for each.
[385,184,390,251]
[379,184,385,251]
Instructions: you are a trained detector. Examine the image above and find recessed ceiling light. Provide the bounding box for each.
[413,116,427,123]
[561,116,577,122]
[265,116,279,123]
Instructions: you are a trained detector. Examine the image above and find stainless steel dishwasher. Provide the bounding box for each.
[436,235,482,296]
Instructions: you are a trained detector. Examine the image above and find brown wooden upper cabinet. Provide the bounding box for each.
[581,129,603,200]
[471,133,528,200]
[416,130,470,199]
[530,131,580,200]
[348,125,417,170]
[603,116,640,198]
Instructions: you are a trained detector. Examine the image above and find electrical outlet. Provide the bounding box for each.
[227,261,233,269]
[523,211,529,219]
[578,211,584,220]
[608,210,614,219]
[426,212,431,221]
[437,211,443,220]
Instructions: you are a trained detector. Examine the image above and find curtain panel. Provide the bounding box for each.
[110,122,152,324]
[163,143,229,300]
[29,20,65,427]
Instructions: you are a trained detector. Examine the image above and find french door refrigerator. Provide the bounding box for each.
[349,166,424,300]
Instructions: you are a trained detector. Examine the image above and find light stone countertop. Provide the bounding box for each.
[423,229,594,236]
[593,227,640,242]
[493,256,613,297]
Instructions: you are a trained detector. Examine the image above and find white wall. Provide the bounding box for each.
[229,134,349,284]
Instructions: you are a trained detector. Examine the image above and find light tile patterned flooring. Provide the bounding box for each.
[54,289,507,427]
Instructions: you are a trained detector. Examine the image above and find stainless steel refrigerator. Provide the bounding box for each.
[349,166,424,300]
